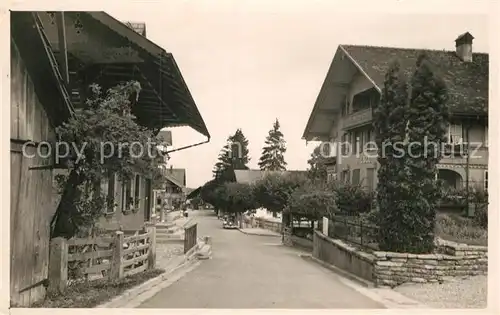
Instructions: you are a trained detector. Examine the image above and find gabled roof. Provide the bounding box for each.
[186,187,201,199]
[341,45,488,115]
[234,169,307,185]
[37,12,210,139]
[164,168,186,188]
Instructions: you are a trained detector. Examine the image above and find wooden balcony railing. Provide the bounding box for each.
[342,108,373,130]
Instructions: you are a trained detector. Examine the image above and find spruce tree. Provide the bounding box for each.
[374,56,449,253]
[229,128,250,170]
[373,61,412,252]
[404,53,449,252]
[212,128,250,181]
[258,119,287,171]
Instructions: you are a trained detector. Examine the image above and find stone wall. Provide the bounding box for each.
[313,230,488,287]
[313,230,375,282]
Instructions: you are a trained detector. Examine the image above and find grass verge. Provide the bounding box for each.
[30,268,165,308]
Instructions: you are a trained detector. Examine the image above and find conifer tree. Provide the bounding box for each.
[403,53,449,252]
[374,56,449,253]
[373,61,412,252]
[212,128,250,182]
[258,119,287,171]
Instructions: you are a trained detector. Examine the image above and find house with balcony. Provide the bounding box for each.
[302,32,488,192]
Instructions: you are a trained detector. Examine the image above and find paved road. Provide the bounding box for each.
[140,210,384,308]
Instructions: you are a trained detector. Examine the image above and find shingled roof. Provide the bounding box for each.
[341,45,489,115]
[164,168,186,188]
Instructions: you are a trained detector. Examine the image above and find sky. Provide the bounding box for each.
[105,0,490,188]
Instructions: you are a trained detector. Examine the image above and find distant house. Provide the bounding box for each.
[10,11,210,306]
[302,32,488,191]
[164,167,187,208]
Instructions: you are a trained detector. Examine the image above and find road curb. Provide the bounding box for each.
[302,254,429,309]
[301,254,374,288]
[237,228,281,238]
[95,244,207,308]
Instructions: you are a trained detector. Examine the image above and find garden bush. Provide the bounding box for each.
[470,186,488,229]
[330,182,374,216]
[286,189,337,220]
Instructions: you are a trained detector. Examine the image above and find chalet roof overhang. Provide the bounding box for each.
[11,12,74,127]
[36,11,210,138]
[186,186,201,199]
[302,46,379,142]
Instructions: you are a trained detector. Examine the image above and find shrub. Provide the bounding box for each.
[286,190,337,220]
[470,185,488,229]
[439,186,467,207]
[330,182,374,216]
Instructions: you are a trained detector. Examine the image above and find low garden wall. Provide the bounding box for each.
[255,217,282,234]
[313,230,375,281]
[313,230,488,287]
[291,235,313,251]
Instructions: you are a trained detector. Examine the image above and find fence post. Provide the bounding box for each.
[110,231,124,280]
[322,217,329,235]
[48,237,68,295]
[146,226,156,270]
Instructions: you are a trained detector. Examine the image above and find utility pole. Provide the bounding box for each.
[465,119,471,216]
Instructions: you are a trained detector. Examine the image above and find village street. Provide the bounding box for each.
[139,210,385,309]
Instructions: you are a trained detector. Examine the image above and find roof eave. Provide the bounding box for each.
[85,12,210,139]
[302,47,343,141]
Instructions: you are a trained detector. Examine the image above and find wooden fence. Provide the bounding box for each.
[48,226,156,294]
[184,223,197,254]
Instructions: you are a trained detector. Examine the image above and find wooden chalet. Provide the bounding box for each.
[10,11,210,306]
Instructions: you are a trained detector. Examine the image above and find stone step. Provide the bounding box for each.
[157,228,182,235]
[155,223,176,229]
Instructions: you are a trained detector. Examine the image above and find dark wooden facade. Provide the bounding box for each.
[10,12,73,306]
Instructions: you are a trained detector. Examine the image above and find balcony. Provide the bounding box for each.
[342,108,373,130]
[439,143,488,166]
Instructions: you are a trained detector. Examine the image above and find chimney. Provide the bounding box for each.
[124,21,147,38]
[455,32,474,62]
